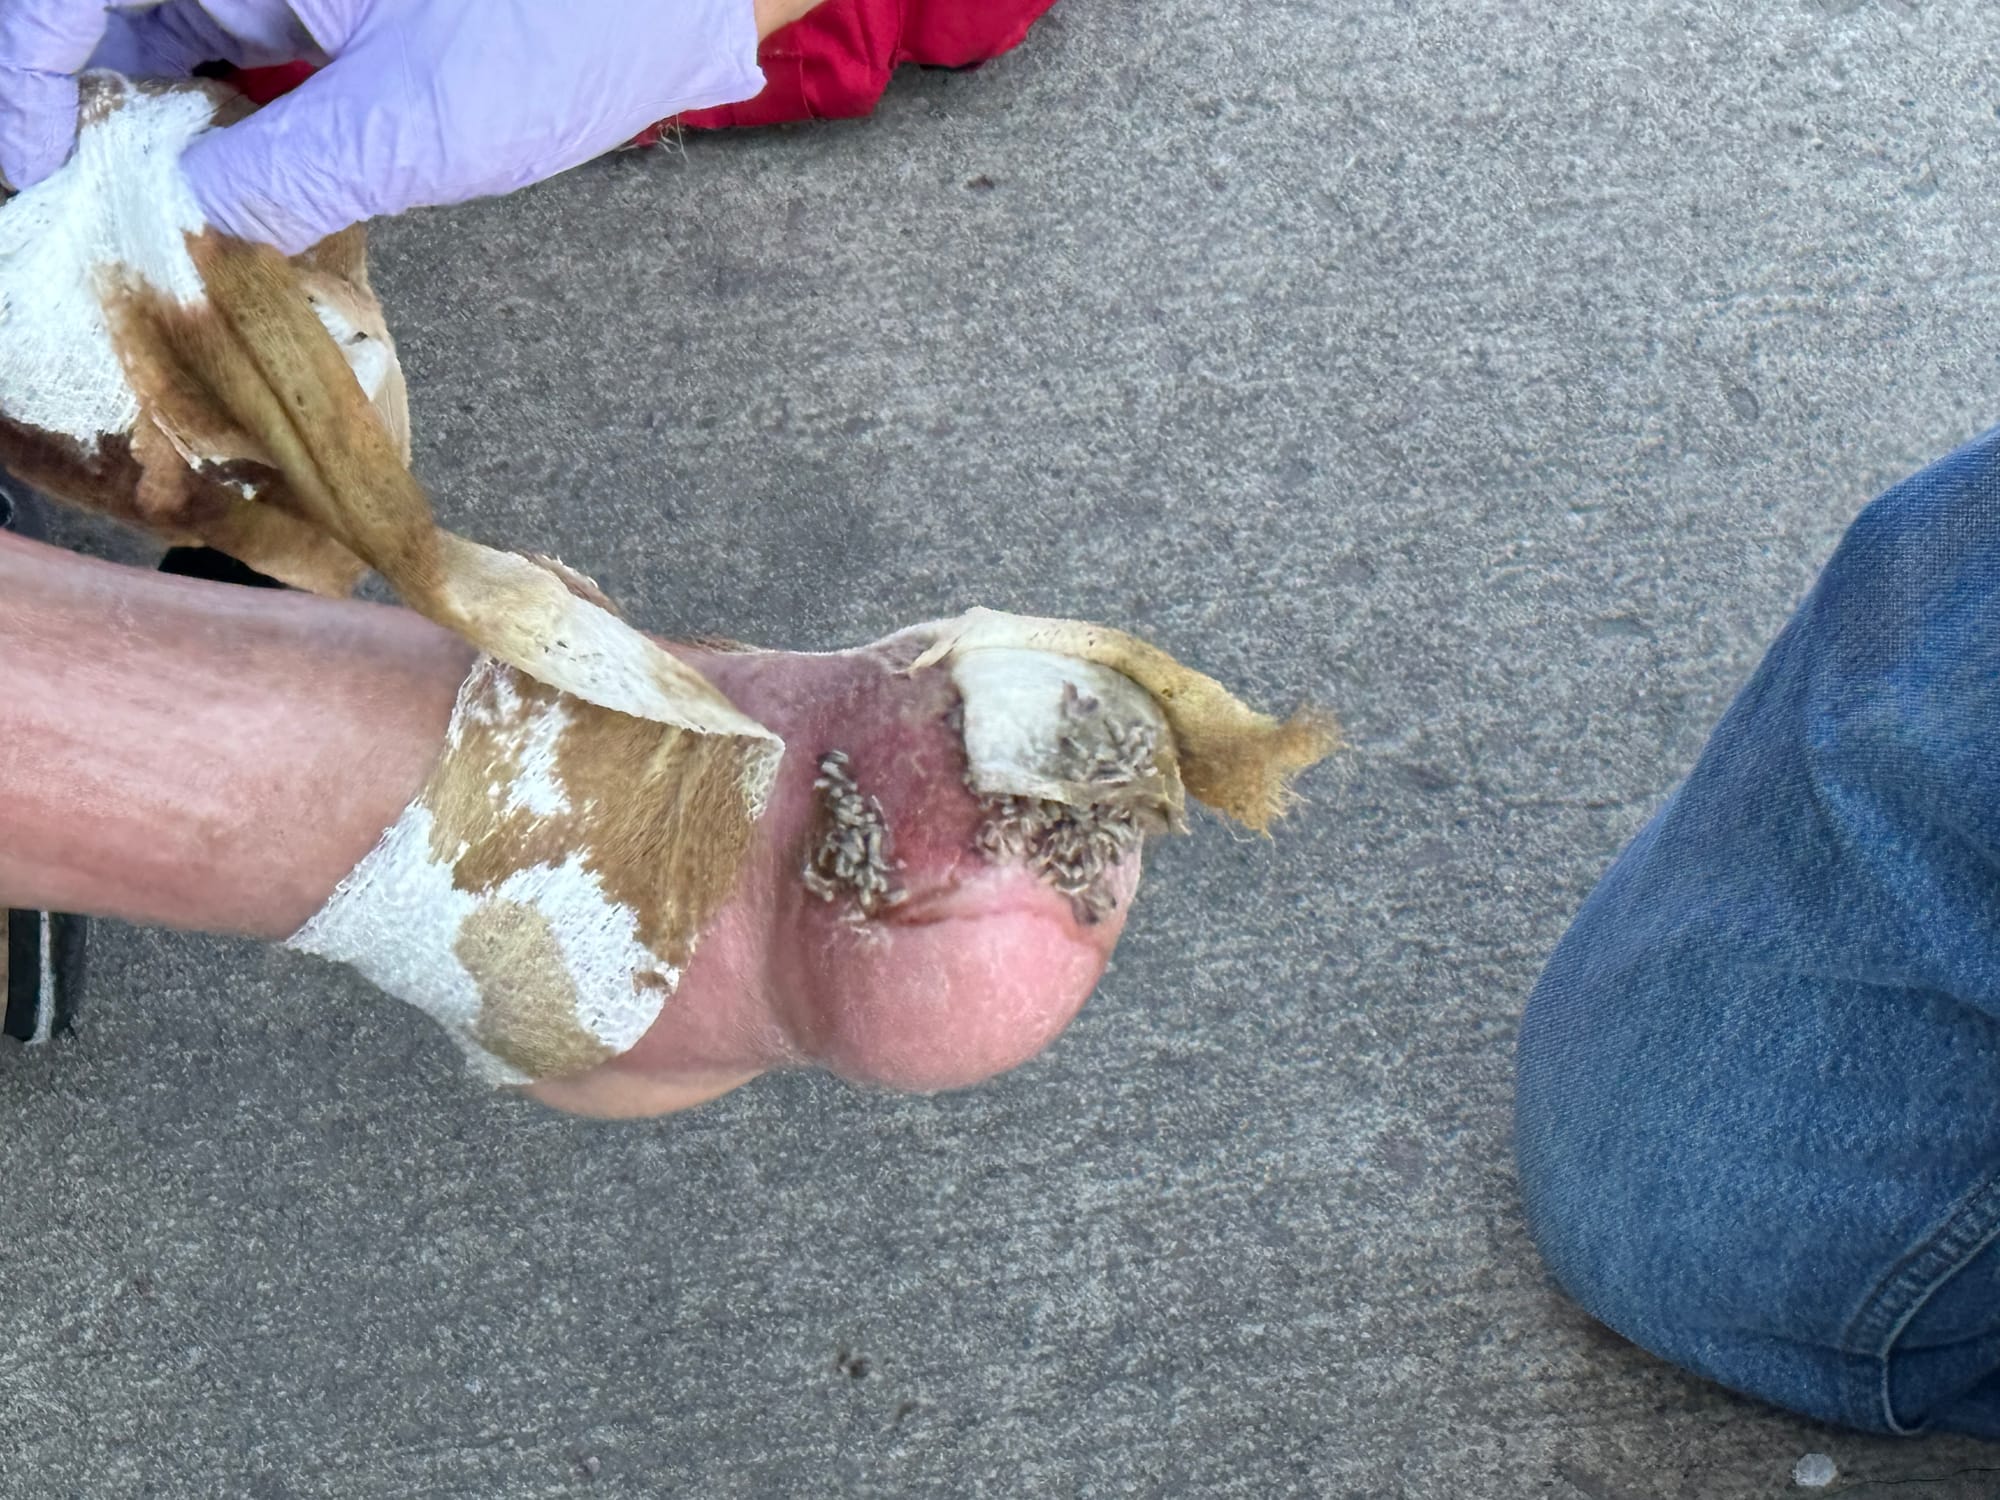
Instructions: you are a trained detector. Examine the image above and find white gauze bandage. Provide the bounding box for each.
[289,653,776,1085]
[0,73,409,597]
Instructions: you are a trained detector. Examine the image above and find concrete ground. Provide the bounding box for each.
[8,0,2000,1494]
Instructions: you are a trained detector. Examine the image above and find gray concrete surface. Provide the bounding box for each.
[9,0,2000,1494]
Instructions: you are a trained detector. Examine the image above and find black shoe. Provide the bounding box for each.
[3,912,85,1042]
[1,478,86,1043]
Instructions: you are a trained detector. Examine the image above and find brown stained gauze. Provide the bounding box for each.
[973,683,1178,923]
[456,899,615,1079]
[424,665,758,974]
[803,751,907,919]
[22,79,1339,1097]
[57,80,406,595]
[913,610,1337,834]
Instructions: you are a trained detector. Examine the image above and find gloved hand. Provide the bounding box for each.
[0,0,766,253]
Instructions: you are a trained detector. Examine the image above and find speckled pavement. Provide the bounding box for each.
[8,2,2000,1494]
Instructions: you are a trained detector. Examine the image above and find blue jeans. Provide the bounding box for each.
[1516,427,2000,1437]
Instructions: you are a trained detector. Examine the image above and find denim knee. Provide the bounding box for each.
[1516,425,2000,1433]
[1518,930,2000,1434]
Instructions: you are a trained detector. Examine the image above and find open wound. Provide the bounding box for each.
[948,648,1190,924]
[973,682,1179,923]
[803,751,907,919]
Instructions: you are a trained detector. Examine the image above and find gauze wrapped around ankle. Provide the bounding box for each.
[288,655,760,1085]
[285,603,1343,1086]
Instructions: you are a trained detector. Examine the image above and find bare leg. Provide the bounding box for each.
[0,537,1136,1116]
[0,530,470,937]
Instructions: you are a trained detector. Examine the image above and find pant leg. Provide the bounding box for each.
[1516,425,2000,1436]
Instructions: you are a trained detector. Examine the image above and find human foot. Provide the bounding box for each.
[1,532,1327,1115]
[537,630,1159,1112]
[291,601,1329,1115]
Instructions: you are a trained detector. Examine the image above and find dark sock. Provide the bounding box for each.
[3,912,85,1041]
[157,546,287,589]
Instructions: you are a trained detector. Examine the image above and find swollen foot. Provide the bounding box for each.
[606,632,1176,1101]
[289,611,1333,1113]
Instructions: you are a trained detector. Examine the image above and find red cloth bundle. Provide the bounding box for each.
[229,0,1060,140]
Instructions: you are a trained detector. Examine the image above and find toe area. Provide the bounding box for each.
[803,878,1128,1091]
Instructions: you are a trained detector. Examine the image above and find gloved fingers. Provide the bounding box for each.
[0,0,110,187]
[176,44,382,252]
[89,0,304,77]
[182,0,765,252]
[180,38,733,252]
[90,1,241,76]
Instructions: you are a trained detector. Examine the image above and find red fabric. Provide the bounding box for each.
[228,60,316,104]
[642,0,1060,139]
[226,0,1059,145]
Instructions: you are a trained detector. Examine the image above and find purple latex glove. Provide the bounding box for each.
[0,0,764,252]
